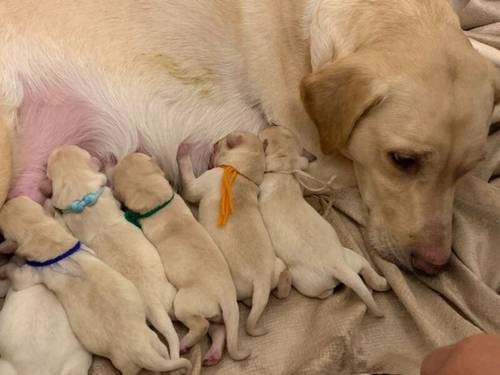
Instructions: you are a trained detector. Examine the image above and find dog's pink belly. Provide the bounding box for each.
[8,80,265,203]
[9,86,114,203]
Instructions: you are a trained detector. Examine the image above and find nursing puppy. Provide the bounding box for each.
[258,126,389,316]
[177,131,291,336]
[46,145,184,367]
[0,197,189,375]
[0,279,92,375]
[112,153,249,366]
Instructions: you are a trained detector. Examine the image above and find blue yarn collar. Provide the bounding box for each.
[60,186,105,213]
[26,241,82,268]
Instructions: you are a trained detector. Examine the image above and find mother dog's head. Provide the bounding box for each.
[301,28,500,274]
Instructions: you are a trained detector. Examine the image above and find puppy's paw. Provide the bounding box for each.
[180,343,191,355]
[202,348,222,367]
[177,143,192,161]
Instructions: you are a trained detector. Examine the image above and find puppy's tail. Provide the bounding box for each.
[331,266,384,317]
[220,292,251,361]
[146,300,181,359]
[246,279,271,337]
[0,359,17,375]
[138,347,192,375]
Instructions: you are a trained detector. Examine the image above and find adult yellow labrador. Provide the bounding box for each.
[0,0,497,274]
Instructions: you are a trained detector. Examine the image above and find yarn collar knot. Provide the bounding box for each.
[125,191,176,228]
[218,165,258,227]
[26,241,82,268]
[60,186,105,213]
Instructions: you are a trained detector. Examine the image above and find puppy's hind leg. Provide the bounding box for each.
[203,323,226,367]
[343,248,390,292]
[174,289,210,353]
[330,265,384,318]
[271,258,292,299]
[246,279,271,337]
[145,300,180,359]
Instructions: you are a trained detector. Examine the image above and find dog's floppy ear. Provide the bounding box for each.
[301,57,388,154]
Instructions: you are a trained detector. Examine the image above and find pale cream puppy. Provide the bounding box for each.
[112,153,249,367]
[258,126,390,317]
[0,197,189,375]
[46,145,185,367]
[177,131,292,336]
[0,279,92,375]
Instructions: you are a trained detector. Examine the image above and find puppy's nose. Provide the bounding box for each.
[411,252,449,275]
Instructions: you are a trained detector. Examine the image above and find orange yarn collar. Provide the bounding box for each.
[217,165,256,227]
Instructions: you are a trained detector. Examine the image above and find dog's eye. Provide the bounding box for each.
[389,152,419,174]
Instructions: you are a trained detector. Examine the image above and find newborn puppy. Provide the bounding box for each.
[47,146,184,367]
[0,277,92,375]
[177,131,291,336]
[258,126,390,316]
[0,197,190,375]
[112,153,249,366]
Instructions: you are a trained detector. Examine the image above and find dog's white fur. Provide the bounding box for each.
[177,132,292,337]
[46,145,189,373]
[0,197,188,375]
[0,0,498,273]
[0,281,92,375]
[112,153,250,366]
[258,126,390,316]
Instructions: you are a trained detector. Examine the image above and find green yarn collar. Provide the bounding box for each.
[124,191,176,228]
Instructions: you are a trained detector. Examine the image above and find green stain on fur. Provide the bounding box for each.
[152,54,215,96]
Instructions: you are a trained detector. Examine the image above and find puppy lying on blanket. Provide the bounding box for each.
[0,197,188,375]
[177,132,292,337]
[258,126,390,317]
[112,153,249,366]
[0,276,92,375]
[46,145,187,371]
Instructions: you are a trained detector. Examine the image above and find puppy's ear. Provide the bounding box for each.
[301,149,317,163]
[301,57,387,154]
[226,134,243,149]
[0,239,17,254]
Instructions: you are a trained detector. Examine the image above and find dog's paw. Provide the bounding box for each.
[177,143,192,161]
[202,348,222,367]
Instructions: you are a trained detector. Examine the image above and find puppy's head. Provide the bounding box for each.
[259,126,317,172]
[0,197,74,260]
[301,37,498,274]
[112,153,171,212]
[213,131,266,184]
[47,145,106,209]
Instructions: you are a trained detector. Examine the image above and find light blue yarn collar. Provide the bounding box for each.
[60,186,105,213]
